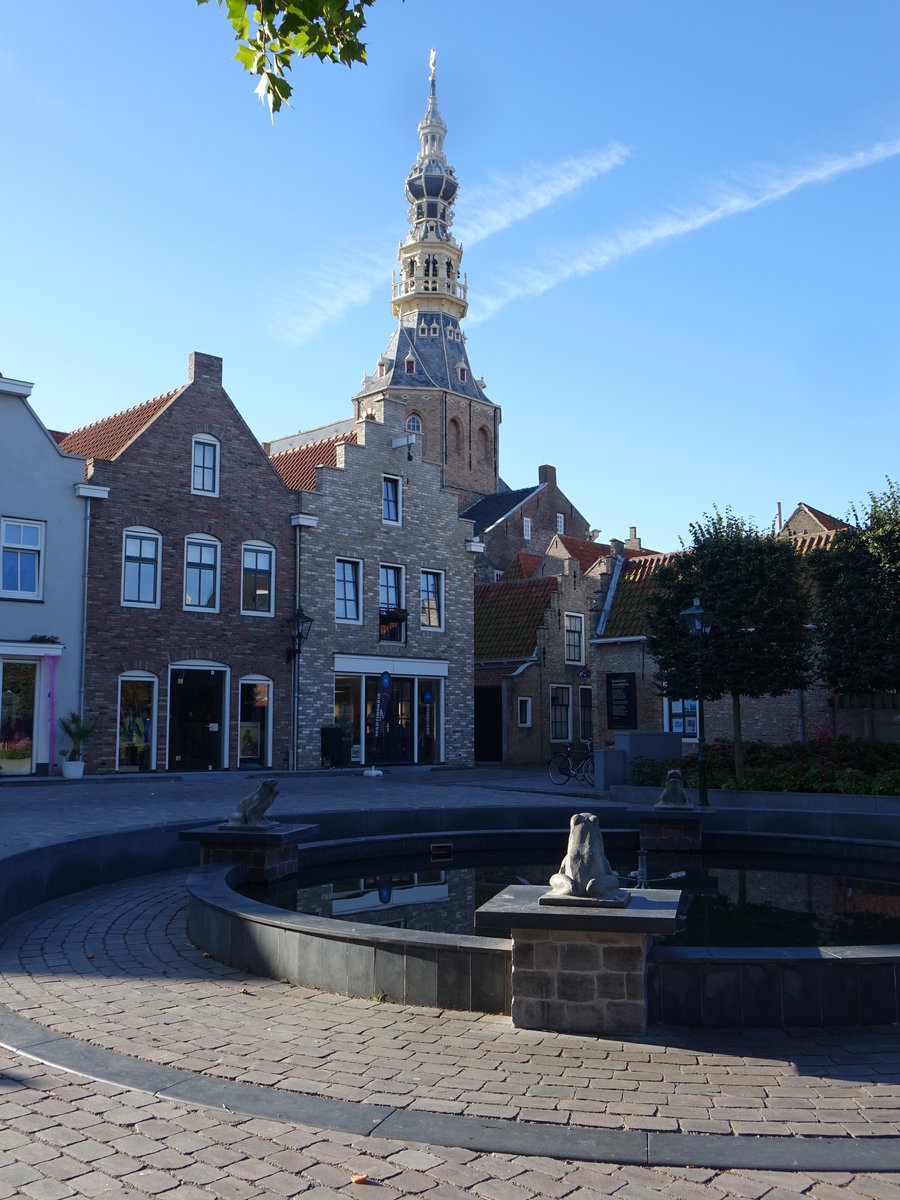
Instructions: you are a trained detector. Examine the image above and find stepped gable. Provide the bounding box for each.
[269,430,358,492]
[459,485,542,536]
[474,576,558,661]
[58,388,182,461]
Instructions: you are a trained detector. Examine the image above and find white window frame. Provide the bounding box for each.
[518,696,532,728]
[191,435,220,497]
[550,684,572,743]
[382,475,402,526]
[183,534,221,612]
[1,518,45,600]
[406,414,422,434]
[240,540,275,617]
[420,569,444,631]
[564,612,585,665]
[121,527,161,609]
[116,671,158,772]
[523,516,532,541]
[663,696,699,741]
[335,557,363,624]
[556,512,565,535]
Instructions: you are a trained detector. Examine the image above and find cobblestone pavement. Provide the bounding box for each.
[2,771,900,1197]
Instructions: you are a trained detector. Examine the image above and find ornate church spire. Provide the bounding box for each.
[391,50,467,323]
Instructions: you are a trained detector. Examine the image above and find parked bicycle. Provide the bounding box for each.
[548,739,595,786]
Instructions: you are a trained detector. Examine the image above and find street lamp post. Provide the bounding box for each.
[680,597,711,807]
[286,607,314,771]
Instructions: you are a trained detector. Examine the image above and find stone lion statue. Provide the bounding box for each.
[548,812,621,899]
[655,768,691,808]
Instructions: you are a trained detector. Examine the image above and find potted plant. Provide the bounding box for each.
[58,710,97,779]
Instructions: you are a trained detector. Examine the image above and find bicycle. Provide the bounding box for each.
[548,739,595,786]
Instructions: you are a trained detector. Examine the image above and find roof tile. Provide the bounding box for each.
[58,388,182,460]
[269,431,358,491]
[474,577,558,660]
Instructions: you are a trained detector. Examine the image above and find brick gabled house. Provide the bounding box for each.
[474,538,601,764]
[270,398,479,769]
[59,352,297,773]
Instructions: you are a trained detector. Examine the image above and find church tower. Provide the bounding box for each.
[352,51,500,505]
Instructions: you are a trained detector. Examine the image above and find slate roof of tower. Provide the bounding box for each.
[58,388,183,460]
[354,316,492,404]
[269,431,358,492]
[459,485,543,535]
[474,577,558,660]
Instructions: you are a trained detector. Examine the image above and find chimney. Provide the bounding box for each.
[610,537,624,557]
[538,464,557,487]
[625,526,642,551]
[188,352,223,386]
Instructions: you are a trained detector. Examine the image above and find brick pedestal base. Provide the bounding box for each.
[511,928,649,1035]
[179,823,316,883]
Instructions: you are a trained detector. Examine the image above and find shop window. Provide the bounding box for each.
[117,673,156,772]
[239,678,271,767]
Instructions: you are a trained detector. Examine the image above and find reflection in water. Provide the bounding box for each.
[286,853,900,947]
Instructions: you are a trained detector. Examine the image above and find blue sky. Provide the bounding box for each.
[2,2,898,550]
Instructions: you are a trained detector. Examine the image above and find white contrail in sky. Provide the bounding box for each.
[455,143,630,246]
[273,146,629,344]
[469,137,900,323]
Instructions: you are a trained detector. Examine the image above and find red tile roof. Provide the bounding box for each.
[782,502,850,536]
[474,577,558,660]
[501,552,543,581]
[558,536,605,573]
[269,431,359,491]
[600,531,836,638]
[58,388,182,460]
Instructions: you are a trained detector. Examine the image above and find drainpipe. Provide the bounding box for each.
[292,521,300,772]
[80,498,91,720]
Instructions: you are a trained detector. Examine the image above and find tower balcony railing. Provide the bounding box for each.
[392,278,467,302]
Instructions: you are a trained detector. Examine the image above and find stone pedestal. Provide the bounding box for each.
[179,823,316,883]
[475,885,681,1035]
[636,809,704,852]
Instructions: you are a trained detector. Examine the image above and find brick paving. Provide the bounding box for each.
[1,770,900,1196]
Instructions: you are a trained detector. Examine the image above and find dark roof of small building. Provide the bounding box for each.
[58,388,183,460]
[459,485,542,535]
[474,577,558,661]
[269,431,358,492]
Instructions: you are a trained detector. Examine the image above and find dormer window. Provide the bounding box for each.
[377,362,386,378]
[458,366,467,384]
[405,358,415,374]
[418,323,428,337]
[430,324,439,337]
[191,435,219,496]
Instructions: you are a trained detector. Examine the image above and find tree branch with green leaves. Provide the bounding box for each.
[198,0,374,117]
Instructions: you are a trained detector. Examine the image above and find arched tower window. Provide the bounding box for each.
[406,414,422,434]
[477,425,491,463]
[448,417,463,457]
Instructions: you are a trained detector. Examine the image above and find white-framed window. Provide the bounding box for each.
[121,527,161,608]
[493,569,504,582]
[580,686,593,741]
[241,541,275,616]
[382,475,402,525]
[335,557,362,623]
[191,435,220,496]
[117,672,157,772]
[420,569,443,630]
[523,516,532,541]
[556,512,565,535]
[406,414,422,434]
[664,697,698,740]
[405,357,415,374]
[379,563,406,643]
[1,518,45,599]
[518,696,532,728]
[183,535,220,611]
[550,685,572,742]
[430,324,439,337]
[564,613,585,664]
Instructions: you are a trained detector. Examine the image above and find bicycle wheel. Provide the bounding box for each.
[548,753,571,785]
[582,755,595,787]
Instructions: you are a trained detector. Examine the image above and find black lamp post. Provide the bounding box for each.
[680,596,711,807]
[286,606,314,662]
